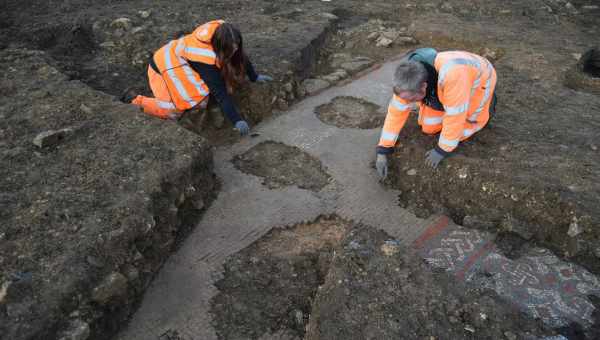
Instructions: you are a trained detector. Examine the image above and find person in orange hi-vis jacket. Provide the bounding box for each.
[375,48,497,179]
[120,20,273,136]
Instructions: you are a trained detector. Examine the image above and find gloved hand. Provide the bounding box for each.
[235,120,250,136]
[168,112,181,121]
[376,154,388,181]
[424,148,446,169]
[255,74,273,82]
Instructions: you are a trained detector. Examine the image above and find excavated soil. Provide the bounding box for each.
[315,96,384,129]
[212,217,558,340]
[211,217,349,340]
[232,141,332,191]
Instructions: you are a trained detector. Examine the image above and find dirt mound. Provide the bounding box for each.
[233,141,332,191]
[315,96,384,129]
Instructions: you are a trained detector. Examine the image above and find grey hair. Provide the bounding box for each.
[393,59,428,92]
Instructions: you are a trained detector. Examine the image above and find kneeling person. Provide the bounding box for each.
[376,48,497,179]
[122,20,272,136]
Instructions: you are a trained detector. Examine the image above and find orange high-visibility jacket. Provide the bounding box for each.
[378,49,496,154]
[152,20,224,111]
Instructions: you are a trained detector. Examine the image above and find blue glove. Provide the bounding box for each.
[255,74,273,82]
[424,148,446,169]
[235,120,250,136]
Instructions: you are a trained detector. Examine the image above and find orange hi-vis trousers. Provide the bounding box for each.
[131,66,207,120]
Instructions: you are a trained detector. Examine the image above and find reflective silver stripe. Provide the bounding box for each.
[157,100,176,109]
[173,39,209,98]
[158,101,175,109]
[439,136,459,148]
[185,47,217,59]
[164,41,197,107]
[175,38,185,56]
[423,117,443,125]
[444,102,469,116]
[439,58,481,85]
[463,126,481,137]
[181,64,209,97]
[380,131,399,141]
[470,62,494,121]
[391,98,413,111]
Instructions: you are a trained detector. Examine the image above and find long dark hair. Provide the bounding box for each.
[212,23,248,93]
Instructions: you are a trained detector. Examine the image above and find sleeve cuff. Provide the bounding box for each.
[434,145,453,157]
[376,146,395,155]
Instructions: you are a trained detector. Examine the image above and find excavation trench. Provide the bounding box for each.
[0,1,600,340]
[1,7,346,340]
[5,4,600,339]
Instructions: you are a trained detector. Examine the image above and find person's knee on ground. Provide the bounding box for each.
[131,95,181,120]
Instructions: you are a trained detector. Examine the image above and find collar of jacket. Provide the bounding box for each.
[408,48,444,111]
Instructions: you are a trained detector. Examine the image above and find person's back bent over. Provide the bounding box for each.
[122,20,273,136]
[375,48,497,179]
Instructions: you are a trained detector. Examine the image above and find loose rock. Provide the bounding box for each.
[33,128,73,148]
[376,36,393,48]
[329,53,353,68]
[302,78,330,95]
[293,309,304,326]
[193,198,205,210]
[367,32,380,41]
[339,58,373,73]
[381,29,400,41]
[282,82,293,93]
[59,319,90,340]
[277,98,289,110]
[320,69,348,83]
[0,281,10,304]
[92,272,128,305]
[567,217,582,237]
[380,240,401,256]
[396,36,418,45]
[565,2,578,14]
[320,12,338,20]
[138,10,151,18]
[79,104,93,115]
[110,17,133,31]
